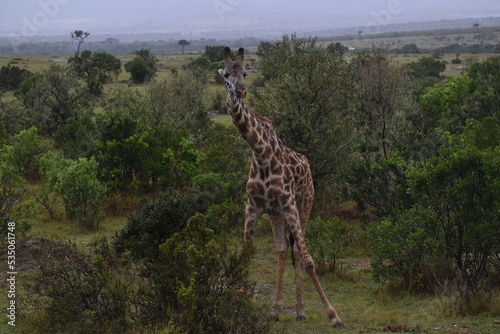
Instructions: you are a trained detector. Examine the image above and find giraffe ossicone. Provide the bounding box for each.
[219,47,345,329]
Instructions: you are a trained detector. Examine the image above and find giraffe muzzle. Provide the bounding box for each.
[236,89,246,99]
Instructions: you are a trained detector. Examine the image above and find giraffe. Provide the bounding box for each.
[218,47,345,329]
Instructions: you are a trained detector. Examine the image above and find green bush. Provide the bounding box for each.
[146,70,211,134]
[19,238,139,334]
[68,50,121,95]
[0,65,33,92]
[20,214,273,333]
[41,153,107,230]
[370,138,500,309]
[54,113,98,159]
[0,149,31,237]
[93,111,168,191]
[113,188,211,261]
[124,49,158,83]
[146,213,273,334]
[4,126,50,182]
[18,64,91,136]
[307,217,352,275]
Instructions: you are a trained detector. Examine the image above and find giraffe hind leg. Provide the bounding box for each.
[289,214,345,328]
[289,232,306,321]
[294,248,306,321]
[270,217,287,321]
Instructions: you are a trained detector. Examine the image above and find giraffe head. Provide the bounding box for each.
[218,47,247,99]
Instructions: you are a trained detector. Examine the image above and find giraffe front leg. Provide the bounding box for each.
[272,250,287,321]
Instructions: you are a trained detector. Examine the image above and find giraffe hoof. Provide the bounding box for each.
[296,315,307,322]
[270,315,279,322]
[333,322,346,329]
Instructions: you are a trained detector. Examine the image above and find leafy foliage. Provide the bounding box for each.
[371,126,500,308]
[0,65,33,92]
[145,70,211,133]
[4,126,49,182]
[41,153,107,230]
[21,218,273,334]
[307,217,352,275]
[0,147,30,236]
[17,64,91,135]
[20,238,140,334]
[68,50,121,95]
[124,49,158,83]
[149,214,272,334]
[114,188,211,261]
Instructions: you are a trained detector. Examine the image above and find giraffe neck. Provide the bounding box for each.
[226,91,282,163]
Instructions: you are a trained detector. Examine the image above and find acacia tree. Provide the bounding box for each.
[178,39,190,54]
[71,30,90,56]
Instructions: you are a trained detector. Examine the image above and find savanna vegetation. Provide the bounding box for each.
[0,33,499,333]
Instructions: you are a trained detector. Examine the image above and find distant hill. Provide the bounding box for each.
[0,16,499,56]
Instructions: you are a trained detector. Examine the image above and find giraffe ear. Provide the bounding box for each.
[223,47,232,64]
[237,48,244,63]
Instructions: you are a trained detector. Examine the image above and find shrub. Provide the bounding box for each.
[0,65,33,92]
[0,98,31,137]
[18,64,91,136]
[20,219,274,334]
[145,213,273,334]
[146,70,210,134]
[41,153,107,230]
[124,49,158,83]
[68,50,121,95]
[307,217,352,275]
[19,238,139,334]
[113,188,211,261]
[4,126,50,182]
[93,111,168,191]
[0,149,31,237]
[370,141,500,311]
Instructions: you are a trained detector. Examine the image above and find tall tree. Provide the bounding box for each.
[71,30,90,56]
[178,39,190,54]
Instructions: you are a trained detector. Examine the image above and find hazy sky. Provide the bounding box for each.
[1,0,499,37]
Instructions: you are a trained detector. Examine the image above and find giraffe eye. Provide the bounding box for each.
[224,73,230,78]
[243,73,247,78]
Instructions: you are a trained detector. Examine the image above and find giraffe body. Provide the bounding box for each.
[219,47,344,328]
